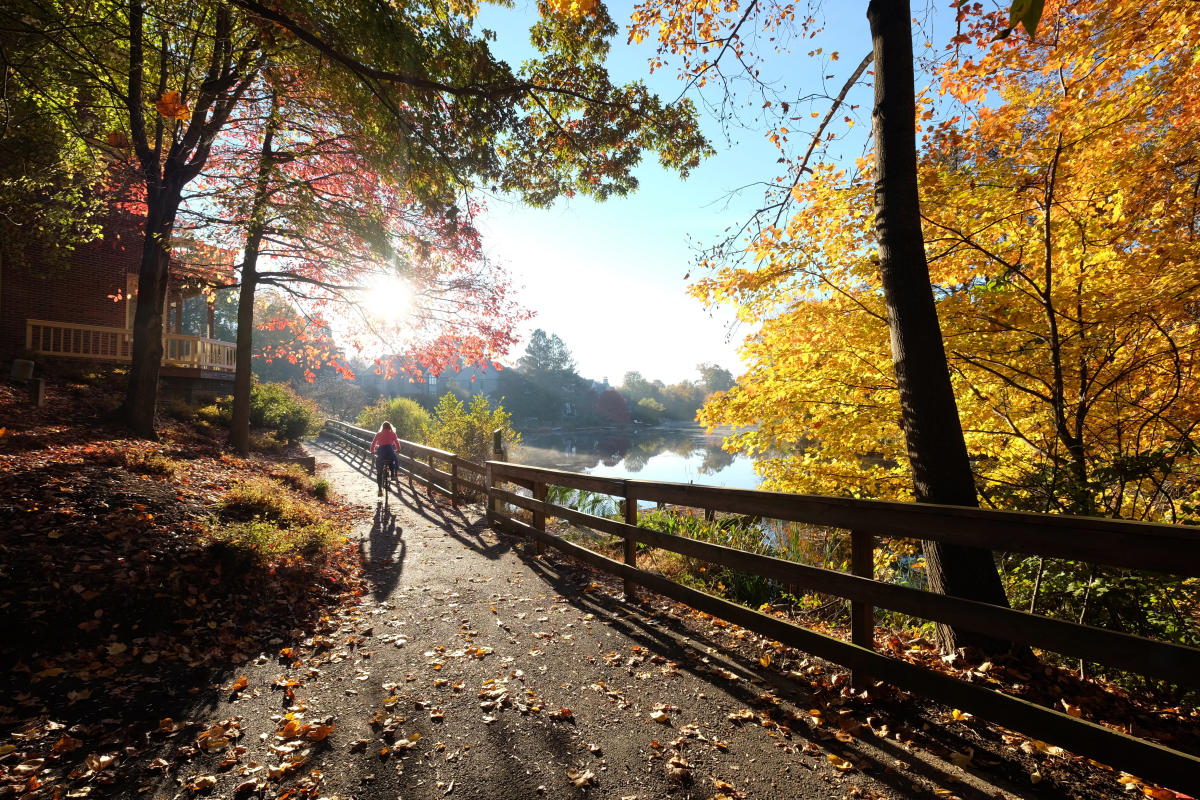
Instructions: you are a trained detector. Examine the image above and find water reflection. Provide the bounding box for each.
[510,423,758,489]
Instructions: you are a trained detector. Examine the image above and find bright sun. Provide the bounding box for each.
[360,275,412,324]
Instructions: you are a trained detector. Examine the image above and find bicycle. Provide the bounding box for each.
[376,453,399,504]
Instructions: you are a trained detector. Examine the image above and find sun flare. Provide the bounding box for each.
[360,275,413,324]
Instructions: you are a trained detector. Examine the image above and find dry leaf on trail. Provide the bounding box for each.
[549,708,573,720]
[349,738,371,752]
[52,734,82,754]
[665,754,691,781]
[827,754,854,771]
[227,675,250,693]
[189,774,218,792]
[306,723,335,741]
[567,768,596,787]
[233,779,261,796]
[394,734,421,750]
[727,709,755,723]
[650,710,670,723]
[84,753,115,772]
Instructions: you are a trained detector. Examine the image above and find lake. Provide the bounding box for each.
[509,422,760,490]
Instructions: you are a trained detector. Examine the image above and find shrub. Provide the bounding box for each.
[428,393,520,464]
[208,382,323,443]
[356,396,432,442]
[209,518,343,564]
[162,398,197,422]
[269,463,333,502]
[221,477,323,527]
[249,431,285,454]
[103,448,183,479]
[196,402,231,427]
[270,463,314,492]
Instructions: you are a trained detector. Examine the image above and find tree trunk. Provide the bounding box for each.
[121,190,179,438]
[229,267,258,456]
[230,93,280,456]
[866,0,1012,653]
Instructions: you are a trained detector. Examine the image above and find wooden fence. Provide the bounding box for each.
[320,420,1200,793]
[322,420,487,505]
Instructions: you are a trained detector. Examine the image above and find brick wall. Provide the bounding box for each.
[1,214,144,360]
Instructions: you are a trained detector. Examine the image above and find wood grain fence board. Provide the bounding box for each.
[491,510,1200,795]
[650,484,1200,576]
[490,461,628,496]
[494,489,1200,687]
[456,478,488,496]
[491,487,628,539]
[488,467,1200,577]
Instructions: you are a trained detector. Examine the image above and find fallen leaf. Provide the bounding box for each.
[665,754,691,781]
[567,768,596,787]
[827,754,854,771]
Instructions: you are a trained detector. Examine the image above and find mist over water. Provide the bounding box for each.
[510,422,759,490]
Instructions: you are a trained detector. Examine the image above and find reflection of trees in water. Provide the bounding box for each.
[519,425,739,475]
[621,436,666,472]
[699,446,735,474]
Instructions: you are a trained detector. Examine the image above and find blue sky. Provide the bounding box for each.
[471,0,879,385]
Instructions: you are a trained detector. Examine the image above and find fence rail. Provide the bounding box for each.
[26,320,236,371]
[318,419,1200,793]
[321,419,486,505]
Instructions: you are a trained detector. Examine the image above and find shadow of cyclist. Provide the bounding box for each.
[363,504,405,600]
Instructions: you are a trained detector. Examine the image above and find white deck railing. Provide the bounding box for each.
[26,320,236,372]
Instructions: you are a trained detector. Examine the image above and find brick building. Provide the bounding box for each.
[1,212,236,383]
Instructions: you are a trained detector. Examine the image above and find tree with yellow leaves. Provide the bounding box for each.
[696,0,1200,525]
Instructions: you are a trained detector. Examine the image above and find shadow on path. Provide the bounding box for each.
[308,434,1037,800]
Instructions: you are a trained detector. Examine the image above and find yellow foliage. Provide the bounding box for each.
[693,0,1200,520]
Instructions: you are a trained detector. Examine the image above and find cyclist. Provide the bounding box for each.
[371,421,401,497]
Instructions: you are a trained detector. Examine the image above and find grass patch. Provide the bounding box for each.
[312,478,331,501]
[209,518,344,563]
[267,464,333,502]
[221,477,324,527]
[101,447,184,479]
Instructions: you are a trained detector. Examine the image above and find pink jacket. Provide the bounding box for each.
[371,428,401,453]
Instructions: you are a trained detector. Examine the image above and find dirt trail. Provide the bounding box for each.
[145,436,1059,800]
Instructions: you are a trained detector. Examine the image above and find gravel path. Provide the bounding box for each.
[148,436,1048,800]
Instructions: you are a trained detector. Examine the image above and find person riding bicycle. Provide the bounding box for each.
[371,421,401,497]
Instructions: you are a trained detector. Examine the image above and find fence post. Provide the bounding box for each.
[623,488,638,600]
[850,530,875,689]
[451,462,459,508]
[533,481,547,555]
[427,454,435,497]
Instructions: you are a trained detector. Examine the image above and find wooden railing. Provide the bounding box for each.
[321,419,487,506]
[26,320,235,371]
[318,418,1200,793]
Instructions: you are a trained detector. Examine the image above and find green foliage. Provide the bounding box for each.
[221,477,323,527]
[637,509,777,609]
[635,397,666,423]
[208,518,343,563]
[107,449,183,479]
[429,393,520,464]
[356,396,432,442]
[211,382,322,443]
[268,463,332,502]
